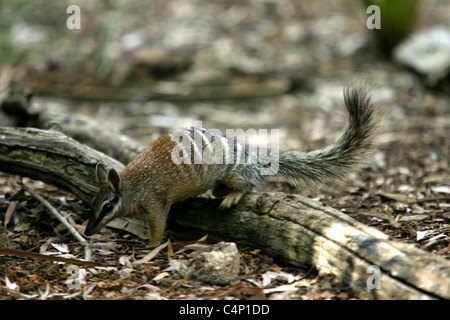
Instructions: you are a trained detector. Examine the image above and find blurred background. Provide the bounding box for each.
[0,0,448,128]
[1,0,449,176]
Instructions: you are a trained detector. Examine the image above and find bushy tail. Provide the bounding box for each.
[270,84,380,188]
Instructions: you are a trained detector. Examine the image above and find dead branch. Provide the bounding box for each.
[0,246,107,267]
[19,182,92,260]
[0,126,124,203]
[0,126,449,299]
[168,193,450,300]
[33,112,144,165]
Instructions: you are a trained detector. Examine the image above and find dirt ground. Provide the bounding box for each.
[0,0,449,300]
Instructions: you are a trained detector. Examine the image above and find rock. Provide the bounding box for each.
[170,242,240,285]
[393,25,450,86]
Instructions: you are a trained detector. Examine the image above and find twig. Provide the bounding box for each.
[19,182,92,260]
[0,246,106,267]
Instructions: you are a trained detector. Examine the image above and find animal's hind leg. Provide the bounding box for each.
[213,173,253,209]
[219,191,246,209]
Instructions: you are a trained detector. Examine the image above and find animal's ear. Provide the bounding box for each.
[107,168,122,195]
[96,163,108,184]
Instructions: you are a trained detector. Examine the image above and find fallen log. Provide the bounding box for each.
[33,112,144,165]
[0,126,449,299]
[0,126,124,203]
[169,194,450,300]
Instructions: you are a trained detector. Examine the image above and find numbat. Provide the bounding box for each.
[85,85,380,247]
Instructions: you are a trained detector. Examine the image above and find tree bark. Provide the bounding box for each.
[1,126,449,300]
[0,127,124,203]
[33,112,145,165]
[169,193,450,299]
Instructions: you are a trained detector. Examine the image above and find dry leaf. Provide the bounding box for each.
[132,241,169,265]
[399,215,429,222]
[119,256,132,267]
[50,242,70,253]
[97,280,124,289]
[269,264,283,272]
[171,235,208,251]
[261,271,299,287]
[386,211,401,228]
[417,230,432,241]
[4,201,17,227]
[5,276,19,291]
[378,191,416,203]
[152,272,170,282]
[430,185,450,194]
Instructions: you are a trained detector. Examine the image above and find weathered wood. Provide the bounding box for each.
[1,126,449,299]
[0,127,124,203]
[34,112,144,165]
[169,193,450,299]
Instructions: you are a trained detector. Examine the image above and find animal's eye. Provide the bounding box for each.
[103,202,114,213]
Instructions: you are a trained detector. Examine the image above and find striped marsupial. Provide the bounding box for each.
[85,84,380,247]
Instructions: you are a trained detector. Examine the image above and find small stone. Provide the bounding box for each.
[393,25,450,86]
[170,242,240,285]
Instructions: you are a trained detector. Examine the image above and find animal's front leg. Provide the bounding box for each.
[145,204,170,247]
